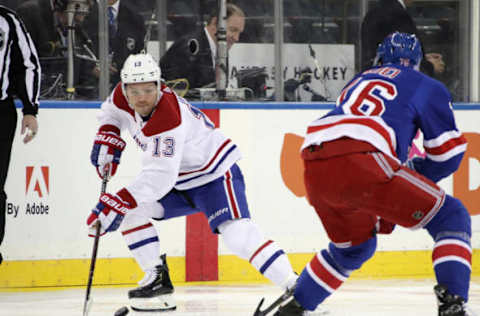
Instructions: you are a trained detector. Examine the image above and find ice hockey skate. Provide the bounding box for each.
[435,284,477,316]
[273,297,306,316]
[128,254,176,312]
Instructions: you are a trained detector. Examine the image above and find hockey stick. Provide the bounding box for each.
[83,170,109,316]
[253,287,295,316]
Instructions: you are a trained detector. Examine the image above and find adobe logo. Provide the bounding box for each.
[26,166,49,198]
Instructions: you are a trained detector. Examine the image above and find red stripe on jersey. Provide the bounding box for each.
[142,90,181,137]
[310,254,343,290]
[425,135,467,155]
[122,223,154,235]
[307,117,397,157]
[432,244,472,263]
[225,170,240,219]
[250,240,273,263]
[179,139,232,176]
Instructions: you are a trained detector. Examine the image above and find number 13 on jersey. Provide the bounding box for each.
[153,137,175,157]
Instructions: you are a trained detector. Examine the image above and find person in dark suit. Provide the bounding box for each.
[361,0,444,77]
[159,3,245,90]
[84,0,146,87]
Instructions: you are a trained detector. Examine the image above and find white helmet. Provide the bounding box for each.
[120,53,162,105]
[121,53,161,85]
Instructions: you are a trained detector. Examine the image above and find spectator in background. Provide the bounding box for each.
[160,3,245,90]
[0,6,41,264]
[361,0,445,78]
[17,0,96,99]
[83,0,146,87]
[16,0,92,57]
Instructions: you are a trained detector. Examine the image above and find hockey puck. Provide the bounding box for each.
[114,306,129,316]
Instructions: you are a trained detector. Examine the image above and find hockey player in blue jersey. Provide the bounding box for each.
[256,32,474,316]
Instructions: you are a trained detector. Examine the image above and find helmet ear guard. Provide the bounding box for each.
[120,53,162,106]
[374,32,423,70]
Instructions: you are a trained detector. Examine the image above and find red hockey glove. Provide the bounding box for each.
[87,188,137,237]
[90,126,126,179]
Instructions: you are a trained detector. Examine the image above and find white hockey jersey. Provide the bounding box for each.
[96,84,241,205]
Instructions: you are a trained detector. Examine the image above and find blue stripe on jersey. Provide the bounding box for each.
[176,145,237,185]
[128,236,159,250]
[259,250,285,274]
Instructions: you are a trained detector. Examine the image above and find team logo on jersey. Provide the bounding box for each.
[26,166,50,198]
[412,210,424,220]
[0,29,5,50]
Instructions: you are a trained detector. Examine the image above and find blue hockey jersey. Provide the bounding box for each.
[302,64,467,182]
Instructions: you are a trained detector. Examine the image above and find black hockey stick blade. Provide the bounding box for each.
[253,288,295,316]
[254,298,266,316]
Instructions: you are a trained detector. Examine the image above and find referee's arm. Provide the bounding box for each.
[0,6,41,115]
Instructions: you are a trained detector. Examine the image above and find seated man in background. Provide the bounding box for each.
[160,3,245,90]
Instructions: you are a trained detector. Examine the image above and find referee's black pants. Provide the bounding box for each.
[0,98,17,248]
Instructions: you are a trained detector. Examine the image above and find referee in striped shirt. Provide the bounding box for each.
[0,5,41,264]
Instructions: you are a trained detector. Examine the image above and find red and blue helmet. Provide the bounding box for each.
[374,32,423,69]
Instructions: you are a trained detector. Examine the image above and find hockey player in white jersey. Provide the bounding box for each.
[86,53,298,312]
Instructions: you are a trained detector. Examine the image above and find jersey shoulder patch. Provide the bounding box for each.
[112,83,135,118]
[142,87,181,137]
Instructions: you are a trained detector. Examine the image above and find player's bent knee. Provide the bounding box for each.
[218,219,266,260]
[120,212,152,231]
[328,237,377,271]
[425,195,471,241]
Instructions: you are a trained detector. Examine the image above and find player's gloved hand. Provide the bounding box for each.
[376,218,396,234]
[406,157,424,172]
[86,190,134,237]
[90,128,126,179]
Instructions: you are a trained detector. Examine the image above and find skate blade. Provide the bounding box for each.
[130,294,176,312]
[305,307,330,315]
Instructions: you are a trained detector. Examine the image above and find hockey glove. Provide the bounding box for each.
[376,217,396,235]
[87,189,136,237]
[90,128,126,179]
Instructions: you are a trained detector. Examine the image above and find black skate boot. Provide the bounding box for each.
[434,284,473,316]
[128,254,176,311]
[274,297,306,316]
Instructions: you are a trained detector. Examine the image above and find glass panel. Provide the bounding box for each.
[408,0,466,101]
[82,0,149,99]
[15,0,95,100]
[13,0,472,102]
